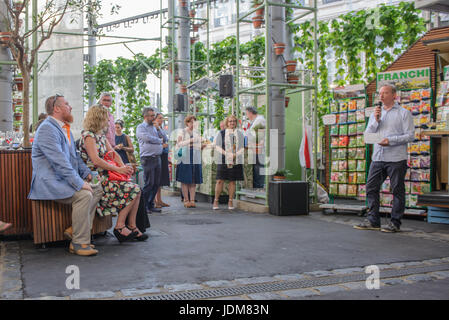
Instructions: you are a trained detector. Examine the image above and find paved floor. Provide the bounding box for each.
[1,195,449,300]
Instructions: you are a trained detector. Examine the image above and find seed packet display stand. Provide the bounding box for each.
[323,88,369,216]
[371,87,433,218]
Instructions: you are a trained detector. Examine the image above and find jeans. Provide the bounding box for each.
[142,155,161,212]
[366,160,408,228]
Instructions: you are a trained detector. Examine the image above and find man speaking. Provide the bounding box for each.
[354,84,414,233]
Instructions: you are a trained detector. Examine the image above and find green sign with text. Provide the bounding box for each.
[377,67,431,90]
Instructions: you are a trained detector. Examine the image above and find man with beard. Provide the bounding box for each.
[28,95,103,256]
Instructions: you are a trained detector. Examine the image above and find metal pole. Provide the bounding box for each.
[168,0,175,134]
[264,0,270,206]
[312,0,318,203]
[178,0,190,126]
[236,0,240,117]
[88,0,97,107]
[0,0,13,132]
[32,0,38,124]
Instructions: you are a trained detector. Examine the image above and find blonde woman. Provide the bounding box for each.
[213,115,245,210]
[79,105,147,243]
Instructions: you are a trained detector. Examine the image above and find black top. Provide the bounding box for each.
[115,134,130,164]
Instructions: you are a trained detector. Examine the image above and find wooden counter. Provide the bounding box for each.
[0,150,33,236]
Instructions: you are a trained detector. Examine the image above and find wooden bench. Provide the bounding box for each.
[31,200,113,245]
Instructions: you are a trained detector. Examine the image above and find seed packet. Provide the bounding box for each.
[340,101,348,112]
[410,90,422,101]
[380,193,393,207]
[358,185,366,197]
[357,99,365,109]
[331,137,339,148]
[332,160,339,172]
[356,148,365,160]
[339,160,348,171]
[414,128,422,141]
[405,181,411,194]
[413,114,421,127]
[421,88,431,100]
[348,148,357,159]
[356,110,365,122]
[421,169,431,181]
[331,172,339,183]
[348,159,357,171]
[381,179,391,193]
[347,112,356,123]
[348,100,357,111]
[401,102,411,112]
[410,103,420,115]
[339,136,349,147]
[410,169,420,181]
[347,185,357,196]
[420,102,431,114]
[331,149,338,160]
[339,113,347,124]
[357,160,365,172]
[408,142,420,155]
[409,194,418,207]
[410,156,421,168]
[420,114,431,128]
[356,134,365,147]
[339,172,348,183]
[420,156,430,168]
[330,101,339,113]
[330,125,339,136]
[348,136,357,148]
[348,172,357,184]
[338,148,347,160]
[329,183,338,195]
[421,183,430,194]
[348,124,357,136]
[401,90,411,102]
[357,123,366,134]
[420,141,430,154]
[338,184,347,196]
[339,124,348,136]
[357,172,366,184]
[411,182,421,194]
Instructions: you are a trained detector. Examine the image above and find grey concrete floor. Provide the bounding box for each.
[6,196,449,299]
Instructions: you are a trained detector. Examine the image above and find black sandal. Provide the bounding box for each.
[127,226,149,242]
[113,226,137,243]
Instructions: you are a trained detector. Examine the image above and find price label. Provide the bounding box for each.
[322,114,337,125]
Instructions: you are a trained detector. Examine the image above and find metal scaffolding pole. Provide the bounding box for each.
[177,0,190,127]
[32,0,38,124]
[0,0,13,132]
[87,0,97,107]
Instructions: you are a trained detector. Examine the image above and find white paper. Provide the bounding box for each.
[323,114,337,125]
[364,132,383,144]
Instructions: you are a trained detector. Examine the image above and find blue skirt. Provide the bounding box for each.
[176,147,203,184]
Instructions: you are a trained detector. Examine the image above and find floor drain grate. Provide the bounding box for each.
[125,263,449,300]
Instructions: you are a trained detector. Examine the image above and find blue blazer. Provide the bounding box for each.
[28,117,92,200]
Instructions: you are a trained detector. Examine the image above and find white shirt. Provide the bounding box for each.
[51,116,71,145]
[249,115,266,131]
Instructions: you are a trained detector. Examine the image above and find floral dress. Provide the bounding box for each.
[79,130,140,217]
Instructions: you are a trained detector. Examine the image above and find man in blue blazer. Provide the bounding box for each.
[28,95,103,256]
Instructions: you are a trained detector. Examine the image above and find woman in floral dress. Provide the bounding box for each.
[79,105,146,242]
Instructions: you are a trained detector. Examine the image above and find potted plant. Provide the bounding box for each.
[192,24,201,32]
[14,113,22,121]
[287,74,299,84]
[252,15,264,29]
[190,36,198,45]
[273,42,286,55]
[13,1,24,12]
[14,75,24,91]
[252,0,264,15]
[273,169,291,181]
[285,60,297,73]
[189,9,196,18]
[179,0,187,7]
[0,32,12,45]
[285,97,290,108]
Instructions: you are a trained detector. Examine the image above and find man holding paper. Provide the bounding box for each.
[354,84,414,233]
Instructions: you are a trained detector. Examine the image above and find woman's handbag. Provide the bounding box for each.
[104,151,131,182]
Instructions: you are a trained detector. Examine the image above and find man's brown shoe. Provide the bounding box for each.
[69,242,98,256]
[64,227,73,240]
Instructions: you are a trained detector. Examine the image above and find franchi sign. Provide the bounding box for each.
[377,67,431,90]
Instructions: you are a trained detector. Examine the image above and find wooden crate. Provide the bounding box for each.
[31,200,113,245]
[428,206,449,225]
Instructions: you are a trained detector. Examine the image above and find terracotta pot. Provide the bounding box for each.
[192,24,200,32]
[252,15,264,29]
[13,127,20,132]
[253,3,264,15]
[273,43,286,56]
[287,75,299,84]
[180,85,187,94]
[285,60,297,73]
[285,97,290,108]
[190,37,198,45]
[189,97,194,105]
[14,2,23,11]
[14,77,24,91]
[174,75,180,83]
[179,0,187,7]
[0,32,12,44]
[189,10,196,18]
[14,113,22,121]
[273,176,286,181]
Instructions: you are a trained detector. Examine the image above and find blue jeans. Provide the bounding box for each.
[366,160,408,228]
[253,154,265,188]
[142,155,161,211]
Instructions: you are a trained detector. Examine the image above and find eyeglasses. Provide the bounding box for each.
[52,94,63,109]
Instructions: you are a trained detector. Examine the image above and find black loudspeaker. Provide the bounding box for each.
[219,74,234,98]
[268,181,309,216]
[174,94,185,112]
